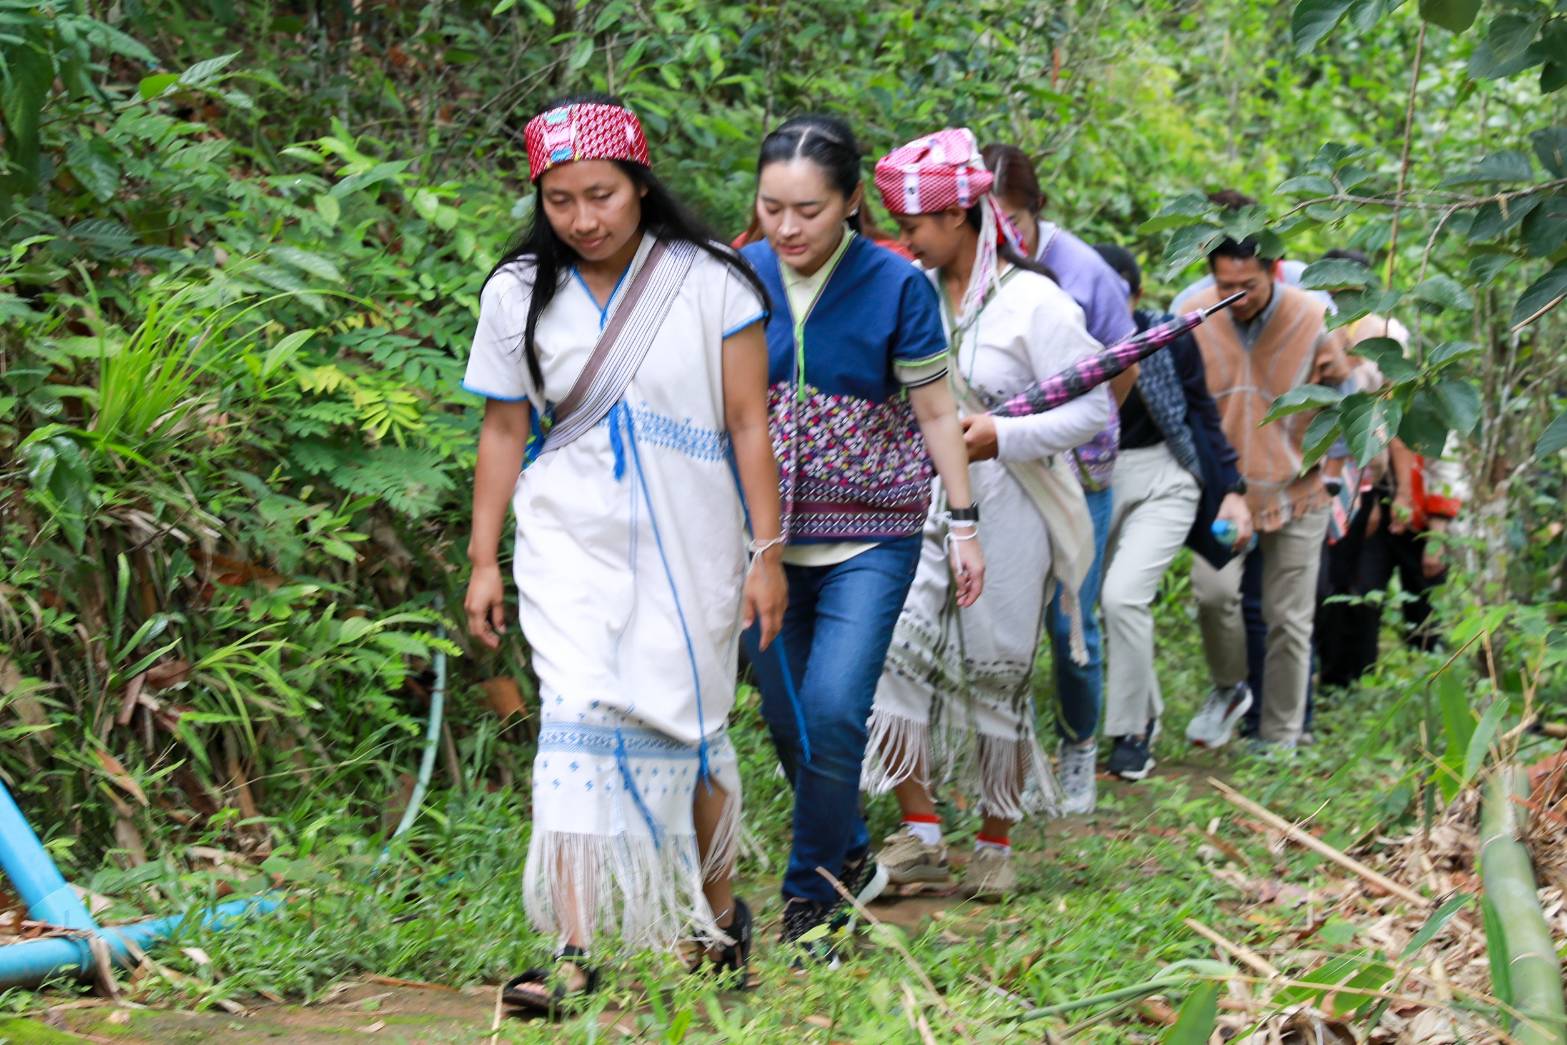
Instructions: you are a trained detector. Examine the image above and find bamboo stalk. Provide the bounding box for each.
[1208,778,1430,907]
[1480,765,1567,1045]
[1183,918,1280,979]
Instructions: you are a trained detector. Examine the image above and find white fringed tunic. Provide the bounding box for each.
[463,234,766,947]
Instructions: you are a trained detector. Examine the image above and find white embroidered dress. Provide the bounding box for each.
[862,267,1108,820]
[463,233,766,948]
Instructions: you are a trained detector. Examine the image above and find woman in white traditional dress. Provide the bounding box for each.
[462,93,786,1014]
[860,129,1109,900]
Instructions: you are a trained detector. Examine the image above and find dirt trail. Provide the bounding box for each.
[11,764,1226,1043]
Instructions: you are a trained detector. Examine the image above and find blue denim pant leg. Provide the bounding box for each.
[1048,485,1112,742]
[742,536,921,905]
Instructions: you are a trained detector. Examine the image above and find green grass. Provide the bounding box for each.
[5,577,1469,1042]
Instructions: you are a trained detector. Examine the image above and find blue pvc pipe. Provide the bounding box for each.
[0,896,279,990]
[0,778,98,931]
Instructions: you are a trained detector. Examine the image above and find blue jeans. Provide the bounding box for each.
[1048,485,1112,742]
[742,536,922,905]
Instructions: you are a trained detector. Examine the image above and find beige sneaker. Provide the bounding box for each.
[966,847,1018,900]
[878,827,951,888]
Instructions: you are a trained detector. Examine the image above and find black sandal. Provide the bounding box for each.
[501,945,601,1018]
[706,897,754,987]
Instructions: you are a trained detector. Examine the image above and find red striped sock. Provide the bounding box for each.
[975,832,1011,853]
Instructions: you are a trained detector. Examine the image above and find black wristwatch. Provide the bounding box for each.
[948,504,980,523]
[1226,477,1248,497]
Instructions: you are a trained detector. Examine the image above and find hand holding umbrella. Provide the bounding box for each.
[990,291,1244,418]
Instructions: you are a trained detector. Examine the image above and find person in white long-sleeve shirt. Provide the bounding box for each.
[857,127,1111,901]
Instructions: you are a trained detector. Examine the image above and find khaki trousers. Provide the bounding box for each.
[1100,444,1200,738]
[1191,507,1328,744]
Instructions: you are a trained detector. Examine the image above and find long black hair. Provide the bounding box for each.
[755,114,866,235]
[486,92,770,394]
[964,203,1058,284]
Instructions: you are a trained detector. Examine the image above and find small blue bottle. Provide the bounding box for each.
[1212,519,1259,553]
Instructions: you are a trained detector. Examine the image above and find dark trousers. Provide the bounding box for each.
[742,536,922,905]
[1316,495,1445,689]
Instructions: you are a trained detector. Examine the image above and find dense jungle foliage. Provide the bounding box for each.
[2,0,1567,1040]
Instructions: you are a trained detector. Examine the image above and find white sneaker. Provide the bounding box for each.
[877,828,951,889]
[1185,683,1253,749]
[1058,739,1097,815]
[966,847,1018,900]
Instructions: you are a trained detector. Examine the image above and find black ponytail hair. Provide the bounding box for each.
[964,203,1058,284]
[756,114,866,235]
[486,91,770,394]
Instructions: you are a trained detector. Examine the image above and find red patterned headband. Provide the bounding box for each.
[524,102,651,183]
[873,128,994,216]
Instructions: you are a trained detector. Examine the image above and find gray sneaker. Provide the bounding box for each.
[1185,683,1254,749]
[1058,739,1097,815]
[965,847,1018,900]
[877,827,950,889]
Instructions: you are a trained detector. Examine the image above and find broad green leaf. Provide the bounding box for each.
[1522,196,1567,257]
[1162,981,1219,1044]
[1300,258,1374,290]
[1462,698,1509,783]
[65,137,120,203]
[1263,383,1343,423]
[313,193,340,227]
[262,329,315,379]
[1419,0,1480,33]
[1432,378,1481,435]
[1440,149,1533,187]
[1467,196,1541,241]
[1293,0,1357,53]
[491,0,517,12]
[1465,252,1509,287]
[271,246,343,283]
[1512,262,1567,328]
[137,72,179,99]
[525,0,556,24]
[1164,224,1223,270]
[1412,275,1473,312]
[1399,391,1450,457]
[1277,173,1337,196]
[1302,408,1344,470]
[1487,13,1547,63]
[1545,60,1567,93]
[1351,337,1418,383]
[1536,410,1567,457]
[1428,341,1478,370]
[1342,392,1402,464]
[1349,0,1391,32]
[179,52,239,87]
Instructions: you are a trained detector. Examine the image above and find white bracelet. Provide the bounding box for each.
[747,535,786,557]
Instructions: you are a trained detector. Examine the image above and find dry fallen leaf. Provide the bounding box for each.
[95,750,148,806]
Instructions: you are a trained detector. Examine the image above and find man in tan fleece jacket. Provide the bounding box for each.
[1181,236,1349,750]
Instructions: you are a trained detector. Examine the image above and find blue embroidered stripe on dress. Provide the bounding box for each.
[597,402,730,463]
[538,722,701,760]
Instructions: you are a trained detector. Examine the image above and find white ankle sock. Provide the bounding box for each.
[974,839,1011,856]
[903,819,943,846]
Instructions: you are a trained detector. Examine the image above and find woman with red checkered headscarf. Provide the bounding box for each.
[859,128,1110,901]
[462,94,785,1012]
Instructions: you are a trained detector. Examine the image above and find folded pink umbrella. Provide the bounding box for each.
[991,291,1245,417]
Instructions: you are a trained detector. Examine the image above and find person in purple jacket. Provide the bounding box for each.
[982,144,1134,815]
